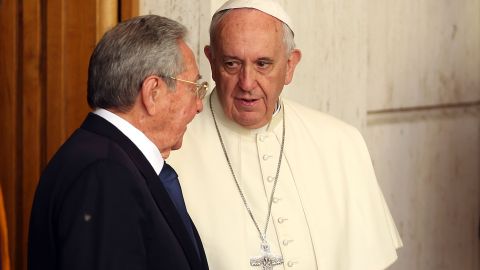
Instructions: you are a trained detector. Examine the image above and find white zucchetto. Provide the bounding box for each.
[214,0,294,34]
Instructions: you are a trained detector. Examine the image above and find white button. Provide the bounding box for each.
[277,217,288,224]
[282,239,294,246]
[263,154,272,160]
[267,176,274,182]
[259,134,268,142]
[273,197,281,203]
[287,261,298,267]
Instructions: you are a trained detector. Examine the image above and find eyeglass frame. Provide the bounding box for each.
[168,76,208,100]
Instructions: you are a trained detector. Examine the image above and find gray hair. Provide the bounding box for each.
[87,15,187,111]
[209,9,295,55]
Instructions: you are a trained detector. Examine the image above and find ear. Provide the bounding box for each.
[204,45,213,64]
[141,75,165,115]
[284,49,302,85]
[204,45,219,82]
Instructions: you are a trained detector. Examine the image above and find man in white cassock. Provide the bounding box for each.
[169,0,403,269]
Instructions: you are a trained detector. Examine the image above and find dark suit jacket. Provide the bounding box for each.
[28,113,209,270]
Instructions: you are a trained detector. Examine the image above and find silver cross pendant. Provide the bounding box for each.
[250,241,284,270]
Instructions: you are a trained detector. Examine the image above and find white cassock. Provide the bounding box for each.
[169,89,402,270]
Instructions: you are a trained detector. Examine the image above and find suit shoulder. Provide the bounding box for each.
[40,128,138,194]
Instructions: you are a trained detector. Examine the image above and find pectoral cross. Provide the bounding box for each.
[250,241,283,270]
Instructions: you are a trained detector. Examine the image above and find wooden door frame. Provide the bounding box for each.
[0,1,139,269]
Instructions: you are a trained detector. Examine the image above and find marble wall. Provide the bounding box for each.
[367,108,479,269]
[365,1,480,269]
[140,0,480,269]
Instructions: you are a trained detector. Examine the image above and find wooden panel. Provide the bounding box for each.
[20,1,43,269]
[0,1,121,268]
[45,0,65,160]
[0,186,10,270]
[121,0,139,21]
[0,0,19,269]
[97,0,118,40]
[63,0,97,140]
[46,0,98,160]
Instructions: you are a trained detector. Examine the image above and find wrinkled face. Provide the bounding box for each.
[158,40,203,158]
[206,9,300,129]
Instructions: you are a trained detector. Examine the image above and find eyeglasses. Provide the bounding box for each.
[169,76,208,100]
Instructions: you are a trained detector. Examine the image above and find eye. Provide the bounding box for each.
[223,59,241,73]
[256,59,273,70]
[224,61,236,68]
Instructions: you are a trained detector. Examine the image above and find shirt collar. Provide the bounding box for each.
[93,108,164,174]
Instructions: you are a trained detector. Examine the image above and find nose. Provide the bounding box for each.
[196,98,203,113]
[238,64,257,91]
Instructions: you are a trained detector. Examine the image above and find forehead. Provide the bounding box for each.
[215,9,284,56]
[178,40,198,74]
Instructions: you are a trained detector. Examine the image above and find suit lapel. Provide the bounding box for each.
[81,113,203,269]
[192,219,209,268]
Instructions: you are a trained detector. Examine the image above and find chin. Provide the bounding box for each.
[234,115,267,129]
[172,139,183,150]
[161,150,171,159]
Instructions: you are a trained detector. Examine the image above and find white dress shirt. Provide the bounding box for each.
[93,108,164,174]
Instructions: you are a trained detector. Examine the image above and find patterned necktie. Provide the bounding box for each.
[159,162,199,256]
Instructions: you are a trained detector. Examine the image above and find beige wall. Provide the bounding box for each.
[141,0,480,269]
[140,0,212,82]
[365,1,480,269]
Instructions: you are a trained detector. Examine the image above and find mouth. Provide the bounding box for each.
[234,97,259,107]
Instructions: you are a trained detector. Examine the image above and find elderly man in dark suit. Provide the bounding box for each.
[28,15,209,270]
